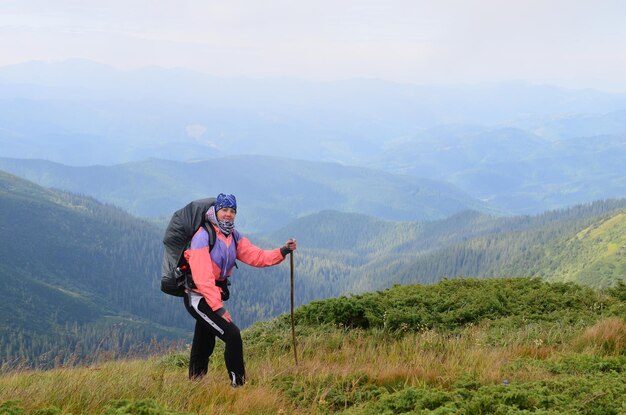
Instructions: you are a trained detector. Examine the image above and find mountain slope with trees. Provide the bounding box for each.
[0,171,188,368]
[266,200,626,297]
[228,200,626,330]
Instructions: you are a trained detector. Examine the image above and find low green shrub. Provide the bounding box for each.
[0,401,24,415]
[341,373,626,415]
[294,278,619,335]
[545,355,626,375]
[0,402,62,415]
[156,353,188,369]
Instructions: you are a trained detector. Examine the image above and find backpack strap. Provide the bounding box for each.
[202,222,217,252]
[232,230,239,269]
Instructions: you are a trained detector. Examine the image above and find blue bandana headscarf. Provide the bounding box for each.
[215,193,237,213]
[207,193,237,236]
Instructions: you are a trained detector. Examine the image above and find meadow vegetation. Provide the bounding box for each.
[1,278,625,414]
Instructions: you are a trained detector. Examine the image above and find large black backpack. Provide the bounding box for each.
[160,198,217,297]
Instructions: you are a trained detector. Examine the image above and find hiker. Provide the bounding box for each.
[183,193,296,387]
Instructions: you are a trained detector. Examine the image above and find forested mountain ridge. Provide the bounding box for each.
[351,200,626,290]
[2,169,624,370]
[264,200,626,297]
[224,200,626,332]
[0,156,496,232]
[0,171,188,369]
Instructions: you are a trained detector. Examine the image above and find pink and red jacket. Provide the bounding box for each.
[184,224,285,311]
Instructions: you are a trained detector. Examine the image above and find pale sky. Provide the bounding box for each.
[1,0,625,91]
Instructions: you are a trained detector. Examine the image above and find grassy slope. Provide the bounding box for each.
[1,278,625,415]
[542,211,626,288]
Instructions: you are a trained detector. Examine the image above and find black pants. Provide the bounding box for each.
[183,293,245,385]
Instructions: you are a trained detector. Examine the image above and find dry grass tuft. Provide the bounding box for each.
[571,317,626,355]
[229,385,293,415]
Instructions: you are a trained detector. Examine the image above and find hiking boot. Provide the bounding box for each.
[229,371,245,388]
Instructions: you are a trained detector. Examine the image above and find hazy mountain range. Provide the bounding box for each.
[2,60,624,214]
[373,125,626,213]
[0,156,494,232]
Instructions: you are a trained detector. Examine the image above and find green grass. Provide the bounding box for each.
[1,278,625,414]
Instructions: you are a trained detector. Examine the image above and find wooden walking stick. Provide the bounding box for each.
[290,251,298,365]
